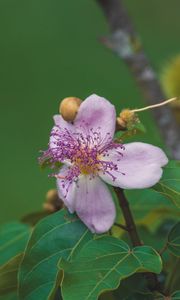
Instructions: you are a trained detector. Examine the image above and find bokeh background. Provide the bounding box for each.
[0,0,179,223]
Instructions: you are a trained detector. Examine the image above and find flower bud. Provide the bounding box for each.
[59,97,82,122]
[46,189,58,202]
[117,109,136,129]
[43,189,64,212]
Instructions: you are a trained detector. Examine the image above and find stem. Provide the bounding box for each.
[114,187,161,291]
[114,187,142,246]
[159,243,168,256]
[132,97,178,113]
[114,222,128,231]
[95,0,180,159]
[164,257,180,295]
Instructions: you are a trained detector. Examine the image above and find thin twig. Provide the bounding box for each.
[114,187,161,292]
[114,187,142,246]
[95,0,180,159]
[159,243,168,256]
[164,257,180,294]
[114,222,128,231]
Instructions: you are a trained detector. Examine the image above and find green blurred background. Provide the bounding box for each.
[0,0,179,223]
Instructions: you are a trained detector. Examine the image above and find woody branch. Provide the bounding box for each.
[95,0,180,159]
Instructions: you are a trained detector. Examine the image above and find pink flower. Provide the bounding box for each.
[42,94,168,233]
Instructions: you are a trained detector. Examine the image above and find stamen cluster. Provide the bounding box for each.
[40,125,124,186]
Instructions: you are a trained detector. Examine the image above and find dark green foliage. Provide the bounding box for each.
[18,209,93,300]
[167,222,180,257]
[0,222,30,266]
[0,222,31,299]
[0,254,23,295]
[153,161,180,208]
[60,236,162,300]
[0,163,179,299]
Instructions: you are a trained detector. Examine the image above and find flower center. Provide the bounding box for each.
[73,149,101,175]
[40,125,125,183]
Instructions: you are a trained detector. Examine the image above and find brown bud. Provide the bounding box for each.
[59,97,82,122]
[120,109,135,123]
[117,109,136,129]
[43,202,56,213]
[46,189,58,202]
[43,189,64,212]
[116,117,126,129]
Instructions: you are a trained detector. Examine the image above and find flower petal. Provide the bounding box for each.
[57,171,116,233]
[50,115,74,149]
[53,114,75,130]
[74,94,116,141]
[99,142,168,189]
[74,175,116,233]
[53,115,63,126]
[56,166,76,213]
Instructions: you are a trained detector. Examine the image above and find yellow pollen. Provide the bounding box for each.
[73,150,100,175]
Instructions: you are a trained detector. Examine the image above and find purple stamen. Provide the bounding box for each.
[40,125,125,197]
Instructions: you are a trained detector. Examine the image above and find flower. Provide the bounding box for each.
[41,94,168,233]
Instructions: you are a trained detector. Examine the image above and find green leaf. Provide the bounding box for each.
[0,253,23,295]
[112,189,179,238]
[153,160,180,208]
[171,291,180,299]
[61,236,162,300]
[0,292,18,300]
[21,211,50,226]
[125,189,180,230]
[0,222,31,266]
[153,291,180,299]
[167,222,180,257]
[18,209,93,300]
[125,292,154,300]
[168,258,180,293]
[152,293,165,300]
[122,225,166,254]
[116,120,146,141]
[112,273,149,300]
